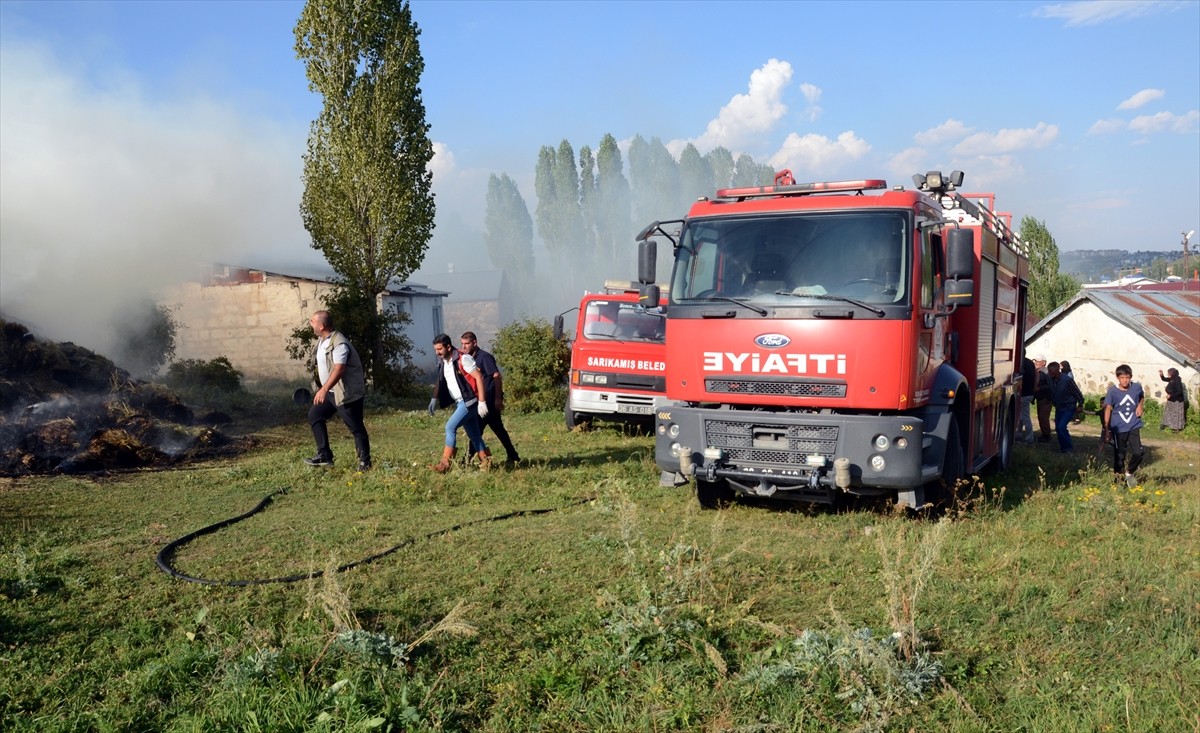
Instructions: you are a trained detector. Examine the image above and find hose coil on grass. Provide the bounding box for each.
[155,489,594,586]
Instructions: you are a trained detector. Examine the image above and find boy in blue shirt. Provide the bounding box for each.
[1102,364,1146,488]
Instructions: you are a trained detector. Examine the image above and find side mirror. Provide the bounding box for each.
[552,314,564,340]
[639,284,660,310]
[638,240,657,284]
[946,228,975,279]
[945,278,974,307]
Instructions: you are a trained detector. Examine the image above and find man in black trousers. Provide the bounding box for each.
[460,331,521,465]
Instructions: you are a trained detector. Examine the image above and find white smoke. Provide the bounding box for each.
[0,40,312,358]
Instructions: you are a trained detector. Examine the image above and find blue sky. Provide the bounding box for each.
[1,0,1197,346]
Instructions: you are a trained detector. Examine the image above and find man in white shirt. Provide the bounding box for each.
[428,333,492,472]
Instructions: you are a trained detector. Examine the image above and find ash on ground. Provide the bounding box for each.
[0,319,252,476]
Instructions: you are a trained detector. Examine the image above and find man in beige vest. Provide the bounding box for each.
[305,310,371,470]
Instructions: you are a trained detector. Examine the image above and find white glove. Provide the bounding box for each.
[477,401,489,419]
[427,398,437,416]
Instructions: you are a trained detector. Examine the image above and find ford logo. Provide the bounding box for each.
[755,333,790,348]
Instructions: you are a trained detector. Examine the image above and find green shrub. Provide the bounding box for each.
[492,317,570,413]
[166,356,244,393]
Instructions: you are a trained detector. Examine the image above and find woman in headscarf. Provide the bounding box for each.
[1159,367,1186,431]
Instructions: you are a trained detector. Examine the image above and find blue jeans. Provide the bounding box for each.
[445,400,487,454]
[1055,405,1076,452]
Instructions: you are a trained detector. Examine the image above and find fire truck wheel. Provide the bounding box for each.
[993,403,1014,472]
[928,416,964,508]
[696,479,734,509]
[564,405,592,432]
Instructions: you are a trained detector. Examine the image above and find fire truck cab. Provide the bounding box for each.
[636,170,1029,509]
[554,281,668,430]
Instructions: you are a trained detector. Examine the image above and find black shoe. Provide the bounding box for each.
[358,461,372,471]
[506,456,521,466]
[304,455,333,467]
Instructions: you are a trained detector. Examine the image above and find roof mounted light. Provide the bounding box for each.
[716,179,887,200]
[912,170,964,197]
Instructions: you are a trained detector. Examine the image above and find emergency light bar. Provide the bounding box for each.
[716,179,887,201]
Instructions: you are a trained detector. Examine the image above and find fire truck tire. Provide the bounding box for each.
[928,416,964,507]
[696,479,734,509]
[993,402,1014,472]
[564,405,592,432]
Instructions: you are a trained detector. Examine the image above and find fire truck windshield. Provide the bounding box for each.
[582,301,665,343]
[670,212,911,309]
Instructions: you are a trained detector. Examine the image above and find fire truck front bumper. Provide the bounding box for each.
[655,405,926,498]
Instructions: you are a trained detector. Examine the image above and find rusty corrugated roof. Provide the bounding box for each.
[1029,290,1200,367]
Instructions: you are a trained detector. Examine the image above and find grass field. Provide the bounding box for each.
[2,398,1197,732]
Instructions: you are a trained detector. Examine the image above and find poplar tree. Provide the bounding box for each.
[294,0,434,389]
[595,133,631,270]
[1021,216,1079,320]
[483,173,535,302]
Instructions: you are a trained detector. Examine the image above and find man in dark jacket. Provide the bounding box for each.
[1019,355,1037,443]
[460,331,521,465]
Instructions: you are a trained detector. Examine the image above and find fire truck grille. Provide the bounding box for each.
[704,420,840,465]
[705,379,846,398]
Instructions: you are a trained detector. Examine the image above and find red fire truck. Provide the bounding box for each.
[554,281,667,430]
[635,170,1029,509]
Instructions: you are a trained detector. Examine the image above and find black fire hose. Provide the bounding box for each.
[155,489,595,586]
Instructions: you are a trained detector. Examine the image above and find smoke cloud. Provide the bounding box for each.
[0,41,312,361]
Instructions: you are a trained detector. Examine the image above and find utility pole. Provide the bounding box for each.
[1183,230,1195,283]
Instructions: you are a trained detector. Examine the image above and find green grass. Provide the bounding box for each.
[2,402,1197,732]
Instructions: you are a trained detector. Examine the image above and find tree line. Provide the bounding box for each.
[486,137,775,309]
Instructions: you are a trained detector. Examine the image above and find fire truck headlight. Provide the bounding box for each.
[895,437,908,450]
[869,455,886,472]
[657,424,667,436]
[670,442,682,456]
[668,424,680,439]
[579,372,608,385]
[872,434,890,451]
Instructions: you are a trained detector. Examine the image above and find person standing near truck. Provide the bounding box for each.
[1048,361,1084,453]
[461,331,521,465]
[1033,355,1053,442]
[1019,355,1037,443]
[1103,364,1146,487]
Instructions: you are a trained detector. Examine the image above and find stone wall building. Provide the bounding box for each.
[158,264,447,383]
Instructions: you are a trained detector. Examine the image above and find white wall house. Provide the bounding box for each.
[1026,290,1199,402]
[158,264,447,383]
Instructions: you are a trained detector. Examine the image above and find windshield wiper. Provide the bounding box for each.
[689,295,768,316]
[773,291,886,317]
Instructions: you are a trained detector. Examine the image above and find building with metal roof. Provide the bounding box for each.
[1027,290,1199,402]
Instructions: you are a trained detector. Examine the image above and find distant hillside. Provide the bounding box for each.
[1059,249,1185,284]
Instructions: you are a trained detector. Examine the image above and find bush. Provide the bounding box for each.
[492,318,570,413]
[165,357,244,393]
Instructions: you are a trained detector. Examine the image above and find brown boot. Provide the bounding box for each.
[478,451,493,472]
[430,446,455,473]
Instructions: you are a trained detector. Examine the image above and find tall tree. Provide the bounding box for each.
[706,146,735,190]
[732,153,774,187]
[294,0,434,390]
[1021,216,1079,320]
[677,143,713,210]
[595,133,631,271]
[577,144,599,262]
[483,173,535,303]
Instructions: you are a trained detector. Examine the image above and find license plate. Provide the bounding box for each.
[617,404,652,415]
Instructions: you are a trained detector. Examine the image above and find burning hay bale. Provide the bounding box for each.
[0,319,250,477]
